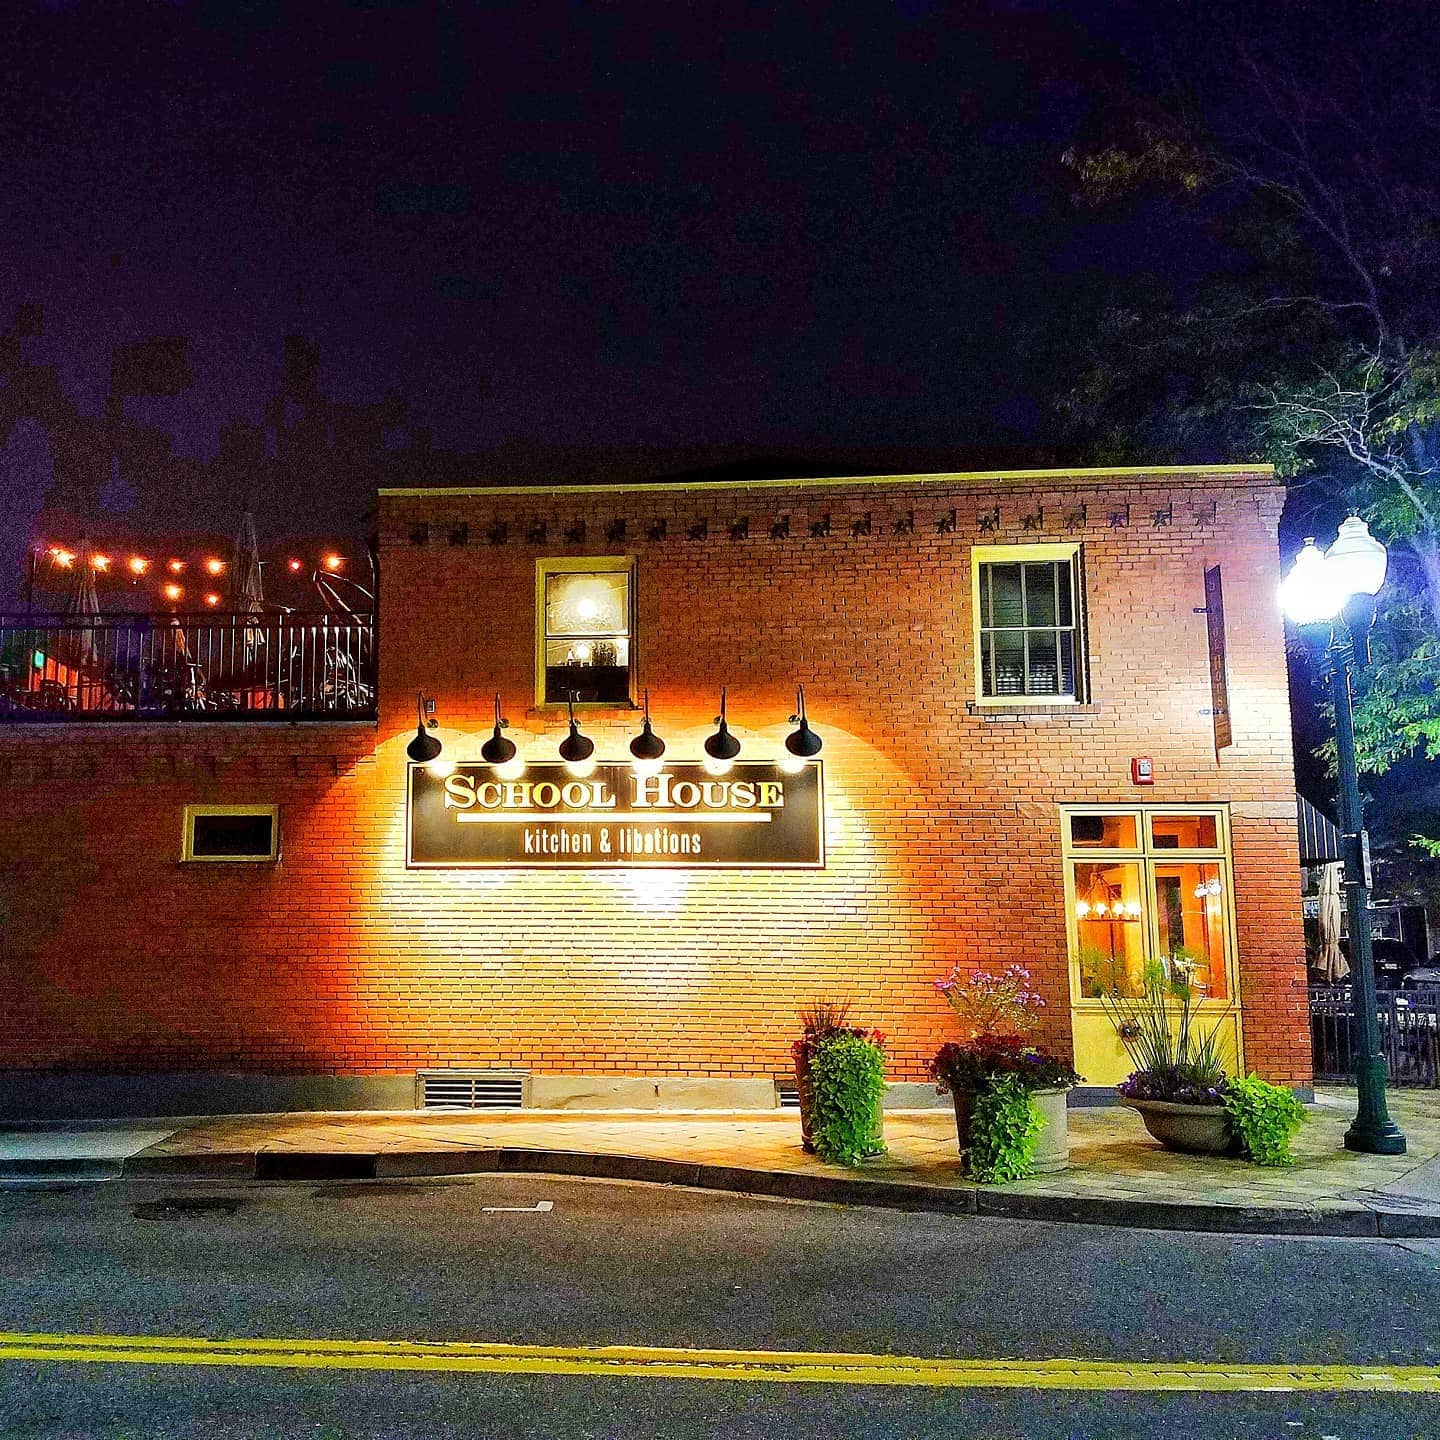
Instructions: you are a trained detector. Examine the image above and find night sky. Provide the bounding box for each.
[3,1,1200,596]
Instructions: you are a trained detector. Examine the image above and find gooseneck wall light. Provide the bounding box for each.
[629,690,666,776]
[702,687,743,775]
[1280,514,1405,1156]
[480,692,516,766]
[558,694,597,778]
[405,691,442,764]
[780,683,823,772]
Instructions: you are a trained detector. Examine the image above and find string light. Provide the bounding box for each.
[204,557,225,576]
[50,547,75,567]
[203,592,220,607]
[167,559,185,574]
[163,583,183,602]
[91,554,112,572]
[287,558,303,572]
[127,556,150,575]
[323,554,343,571]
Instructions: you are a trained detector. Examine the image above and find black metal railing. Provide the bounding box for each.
[1310,985,1440,1088]
[0,612,376,721]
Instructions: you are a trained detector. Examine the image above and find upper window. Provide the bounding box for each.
[182,805,278,863]
[972,544,1084,703]
[536,558,634,705]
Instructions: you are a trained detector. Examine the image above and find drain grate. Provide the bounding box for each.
[776,1084,800,1109]
[417,1069,529,1111]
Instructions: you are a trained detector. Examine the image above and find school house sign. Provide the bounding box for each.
[406,760,825,868]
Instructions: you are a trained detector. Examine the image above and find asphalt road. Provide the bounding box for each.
[0,1173,1437,1438]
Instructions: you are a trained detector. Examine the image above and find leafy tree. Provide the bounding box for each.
[1055,0,1440,855]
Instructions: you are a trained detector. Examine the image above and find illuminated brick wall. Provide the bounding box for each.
[0,468,1310,1088]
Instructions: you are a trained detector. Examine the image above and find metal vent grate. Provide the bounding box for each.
[776,1083,800,1109]
[417,1069,529,1111]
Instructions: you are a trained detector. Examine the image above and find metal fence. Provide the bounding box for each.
[0,612,376,721]
[1310,986,1440,1087]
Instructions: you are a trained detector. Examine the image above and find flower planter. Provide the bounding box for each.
[949,1085,1071,1174]
[1120,1097,1236,1156]
[794,1060,817,1154]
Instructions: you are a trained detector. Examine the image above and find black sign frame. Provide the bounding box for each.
[406,759,825,870]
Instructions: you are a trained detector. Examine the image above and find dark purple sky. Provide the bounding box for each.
[0,0,1178,576]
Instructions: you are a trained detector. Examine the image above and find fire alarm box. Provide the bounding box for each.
[1131,756,1154,785]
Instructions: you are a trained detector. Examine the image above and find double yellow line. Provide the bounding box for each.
[2,1331,1438,1392]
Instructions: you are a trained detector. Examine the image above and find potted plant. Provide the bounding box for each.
[1102,956,1307,1161]
[792,1002,887,1164]
[929,966,1081,1179]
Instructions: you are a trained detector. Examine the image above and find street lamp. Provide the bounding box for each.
[1280,516,1405,1155]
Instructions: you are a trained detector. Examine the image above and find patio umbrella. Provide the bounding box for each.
[232,507,267,671]
[1317,861,1348,982]
[64,534,102,669]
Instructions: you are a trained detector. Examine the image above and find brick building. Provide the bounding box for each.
[0,465,1309,1117]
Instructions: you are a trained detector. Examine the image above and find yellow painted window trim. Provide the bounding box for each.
[181,803,279,863]
[1060,803,1239,1015]
[534,555,637,709]
[971,542,1085,706]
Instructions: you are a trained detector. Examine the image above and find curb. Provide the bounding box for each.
[46,1146,1430,1238]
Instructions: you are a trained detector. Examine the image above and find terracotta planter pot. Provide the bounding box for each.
[1120,1097,1236,1156]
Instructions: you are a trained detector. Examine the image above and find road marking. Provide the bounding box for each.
[1,1332,1438,1392]
[480,1201,554,1213]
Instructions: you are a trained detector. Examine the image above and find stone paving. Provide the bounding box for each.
[108,1086,1440,1220]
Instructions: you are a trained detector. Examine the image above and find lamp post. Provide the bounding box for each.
[1280,516,1405,1155]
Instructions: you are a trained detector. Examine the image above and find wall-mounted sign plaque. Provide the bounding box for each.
[407,760,824,869]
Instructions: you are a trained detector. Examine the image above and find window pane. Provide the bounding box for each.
[190,812,274,859]
[989,630,1026,695]
[1151,861,1228,1000]
[1027,631,1059,694]
[1150,814,1220,850]
[985,564,1024,627]
[1073,860,1146,997]
[546,571,629,638]
[545,636,630,704]
[1058,630,1075,696]
[1023,563,1057,626]
[1069,813,1139,849]
[1056,561,1074,626]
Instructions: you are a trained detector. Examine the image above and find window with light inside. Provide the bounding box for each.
[541,565,632,704]
[1065,808,1231,1002]
[976,550,1082,701]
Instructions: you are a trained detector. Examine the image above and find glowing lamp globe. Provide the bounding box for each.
[1279,539,1341,626]
[1325,516,1388,598]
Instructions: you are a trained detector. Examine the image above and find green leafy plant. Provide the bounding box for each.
[1223,1075,1307,1167]
[964,1074,1043,1183]
[808,1031,886,1167]
[1101,956,1233,1105]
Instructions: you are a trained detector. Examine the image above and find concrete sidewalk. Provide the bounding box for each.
[5,1087,1440,1237]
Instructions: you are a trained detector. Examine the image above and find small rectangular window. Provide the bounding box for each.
[537,558,634,705]
[973,545,1084,702]
[183,805,278,863]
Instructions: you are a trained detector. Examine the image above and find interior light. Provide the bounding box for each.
[572,642,593,664]
[629,689,666,774]
[703,687,742,771]
[406,691,442,764]
[784,683,823,759]
[1075,900,1091,919]
[576,597,600,620]
[480,691,517,767]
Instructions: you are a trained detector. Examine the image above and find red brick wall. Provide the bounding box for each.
[0,469,1310,1085]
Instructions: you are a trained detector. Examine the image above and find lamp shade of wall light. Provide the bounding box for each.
[784,683,823,759]
[629,689,666,775]
[702,687,742,775]
[479,691,517,766]
[406,691,442,764]
[558,695,596,776]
